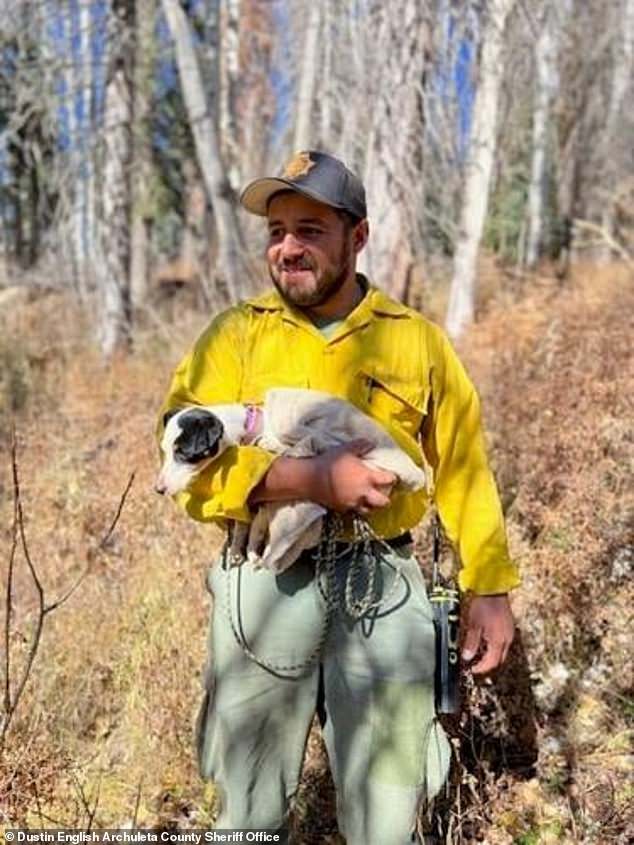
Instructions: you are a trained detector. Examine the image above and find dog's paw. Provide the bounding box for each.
[246,549,265,571]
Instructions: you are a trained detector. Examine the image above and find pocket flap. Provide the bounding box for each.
[360,368,429,415]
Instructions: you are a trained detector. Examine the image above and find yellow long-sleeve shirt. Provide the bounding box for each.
[158,282,520,595]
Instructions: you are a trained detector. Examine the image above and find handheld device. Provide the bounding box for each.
[430,516,461,715]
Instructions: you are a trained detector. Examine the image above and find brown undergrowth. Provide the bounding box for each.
[436,262,633,844]
[1,262,632,842]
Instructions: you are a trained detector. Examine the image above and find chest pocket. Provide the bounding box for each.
[359,369,429,440]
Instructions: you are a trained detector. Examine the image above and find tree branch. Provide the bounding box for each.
[1,429,136,748]
[573,218,633,265]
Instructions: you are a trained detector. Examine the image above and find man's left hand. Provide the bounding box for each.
[461,594,515,675]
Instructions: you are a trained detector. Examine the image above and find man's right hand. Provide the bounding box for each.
[309,440,396,514]
[248,440,396,514]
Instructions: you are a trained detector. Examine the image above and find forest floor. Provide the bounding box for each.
[0,260,632,843]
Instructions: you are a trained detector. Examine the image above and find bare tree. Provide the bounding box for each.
[95,0,135,357]
[293,3,321,152]
[446,0,517,339]
[1,0,632,348]
[361,0,430,300]
[129,0,158,311]
[0,1,58,273]
[525,0,560,268]
[420,2,480,260]
[70,0,97,298]
[599,0,634,260]
[219,0,241,188]
[555,0,633,262]
[161,0,253,303]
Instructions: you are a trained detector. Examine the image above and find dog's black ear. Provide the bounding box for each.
[163,408,180,429]
[174,410,225,463]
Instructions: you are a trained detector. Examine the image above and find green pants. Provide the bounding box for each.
[196,542,451,845]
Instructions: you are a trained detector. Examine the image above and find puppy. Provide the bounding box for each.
[157,388,428,573]
[156,404,254,496]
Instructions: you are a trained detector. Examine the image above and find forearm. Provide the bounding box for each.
[248,456,321,506]
[248,442,394,512]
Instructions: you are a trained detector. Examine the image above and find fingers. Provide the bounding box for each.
[371,469,397,486]
[323,441,396,514]
[356,488,391,515]
[363,488,391,509]
[499,628,514,667]
[462,622,511,675]
[468,630,514,675]
[470,641,505,675]
[463,595,515,675]
[461,624,482,665]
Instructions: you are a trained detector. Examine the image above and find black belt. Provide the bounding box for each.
[387,531,414,549]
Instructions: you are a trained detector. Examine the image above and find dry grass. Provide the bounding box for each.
[1,295,218,828]
[1,260,632,842]
[439,261,634,844]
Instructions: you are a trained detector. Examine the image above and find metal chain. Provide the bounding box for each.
[221,513,407,678]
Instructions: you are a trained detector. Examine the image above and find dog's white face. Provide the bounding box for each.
[156,407,227,496]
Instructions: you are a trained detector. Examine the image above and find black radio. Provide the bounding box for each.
[429,515,461,715]
[430,584,461,714]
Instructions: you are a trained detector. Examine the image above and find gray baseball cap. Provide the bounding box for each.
[240,150,367,220]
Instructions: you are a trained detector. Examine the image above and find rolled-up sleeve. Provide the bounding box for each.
[156,307,276,525]
[422,328,521,595]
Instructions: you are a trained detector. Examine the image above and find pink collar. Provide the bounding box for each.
[244,405,261,443]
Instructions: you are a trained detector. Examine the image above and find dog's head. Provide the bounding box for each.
[156,407,226,495]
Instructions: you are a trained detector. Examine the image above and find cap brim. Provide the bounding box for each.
[239,177,347,216]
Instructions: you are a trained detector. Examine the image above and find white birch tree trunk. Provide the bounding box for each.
[446,0,516,339]
[361,0,429,301]
[161,0,251,303]
[219,0,241,188]
[339,2,366,164]
[319,0,334,145]
[293,3,321,152]
[62,1,83,296]
[599,0,634,260]
[130,0,157,310]
[525,0,559,268]
[78,0,95,264]
[64,0,96,299]
[96,0,134,357]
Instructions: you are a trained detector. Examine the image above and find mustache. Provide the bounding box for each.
[277,257,315,272]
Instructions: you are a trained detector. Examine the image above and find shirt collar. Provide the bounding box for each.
[245,275,411,329]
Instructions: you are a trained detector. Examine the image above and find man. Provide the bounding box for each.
[159,151,520,844]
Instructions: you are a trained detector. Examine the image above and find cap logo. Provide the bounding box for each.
[282,151,316,180]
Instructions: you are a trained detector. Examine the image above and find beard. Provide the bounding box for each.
[268,243,353,308]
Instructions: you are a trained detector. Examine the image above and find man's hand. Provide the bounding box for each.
[248,439,396,514]
[461,594,515,675]
[311,439,396,514]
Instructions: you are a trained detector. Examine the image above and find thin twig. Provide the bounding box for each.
[0,429,45,748]
[98,471,136,552]
[45,470,136,614]
[132,778,143,830]
[86,772,102,831]
[5,442,46,744]
[1,430,136,746]
[2,428,19,725]
[70,767,102,831]
[70,767,92,821]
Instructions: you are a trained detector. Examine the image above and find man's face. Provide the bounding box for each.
[266,192,357,308]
